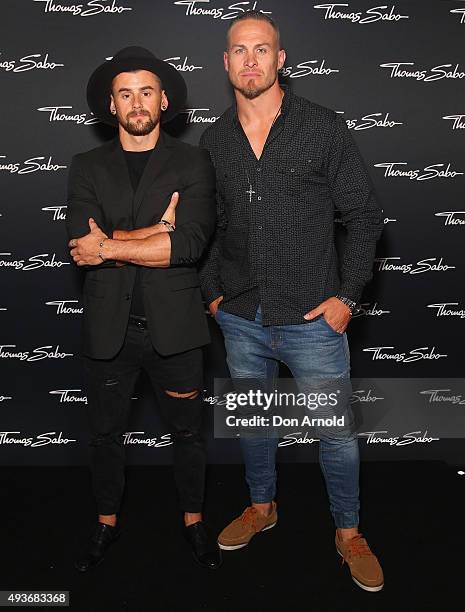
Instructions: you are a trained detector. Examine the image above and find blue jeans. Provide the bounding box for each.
[215,306,360,529]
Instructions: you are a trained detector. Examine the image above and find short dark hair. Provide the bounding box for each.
[226,10,281,49]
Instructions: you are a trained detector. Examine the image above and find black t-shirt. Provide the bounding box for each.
[124,149,154,316]
[125,149,153,192]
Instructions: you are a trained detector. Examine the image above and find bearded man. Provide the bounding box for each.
[67,46,220,572]
[199,14,384,591]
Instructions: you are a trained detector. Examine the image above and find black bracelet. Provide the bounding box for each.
[157,219,175,232]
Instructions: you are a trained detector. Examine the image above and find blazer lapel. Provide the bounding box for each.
[133,130,174,222]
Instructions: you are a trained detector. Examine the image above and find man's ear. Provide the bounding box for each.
[223,51,229,72]
[109,93,116,115]
[277,49,286,71]
[161,90,169,111]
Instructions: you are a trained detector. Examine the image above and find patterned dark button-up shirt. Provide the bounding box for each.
[199,86,383,326]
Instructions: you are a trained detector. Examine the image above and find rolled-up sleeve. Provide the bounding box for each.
[169,149,216,266]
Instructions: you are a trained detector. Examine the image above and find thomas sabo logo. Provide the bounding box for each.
[374,162,463,180]
[173,0,271,19]
[33,0,132,17]
[313,3,409,24]
[0,155,66,174]
[379,61,465,81]
[0,52,64,73]
[362,346,448,363]
[279,59,339,78]
[374,257,455,274]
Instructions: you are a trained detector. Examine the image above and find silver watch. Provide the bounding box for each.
[335,294,358,315]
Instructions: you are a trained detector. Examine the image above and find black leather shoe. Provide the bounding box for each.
[74,523,121,572]
[184,522,222,570]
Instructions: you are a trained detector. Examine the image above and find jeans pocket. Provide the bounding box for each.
[319,315,343,335]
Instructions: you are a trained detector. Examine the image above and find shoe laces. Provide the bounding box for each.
[341,534,372,563]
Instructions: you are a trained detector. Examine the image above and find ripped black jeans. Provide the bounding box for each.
[83,320,205,515]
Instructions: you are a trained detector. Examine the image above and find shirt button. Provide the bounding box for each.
[258,226,263,230]
[256,167,261,172]
[125,293,131,300]
[258,196,262,201]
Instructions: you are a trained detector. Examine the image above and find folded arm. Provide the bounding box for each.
[69,152,216,269]
[112,192,179,241]
[113,225,164,240]
[102,231,171,267]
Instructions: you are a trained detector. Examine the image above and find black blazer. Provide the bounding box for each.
[66,131,216,359]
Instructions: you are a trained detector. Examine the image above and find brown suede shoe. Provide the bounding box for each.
[336,531,384,592]
[218,503,278,550]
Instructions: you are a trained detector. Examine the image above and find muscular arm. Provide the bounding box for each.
[102,232,171,267]
[69,218,172,267]
[112,190,178,241]
[106,153,215,268]
[69,155,215,268]
[113,224,165,241]
[303,116,383,332]
[68,164,179,266]
[326,114,383,303]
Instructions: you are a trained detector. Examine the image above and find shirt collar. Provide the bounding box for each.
[231,83,291,127]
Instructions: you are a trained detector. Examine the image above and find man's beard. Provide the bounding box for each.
[122,111,158,136]
[233,72,277,100]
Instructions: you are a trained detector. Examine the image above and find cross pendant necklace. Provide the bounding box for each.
[245,183,256,203]
[243,96,283,204]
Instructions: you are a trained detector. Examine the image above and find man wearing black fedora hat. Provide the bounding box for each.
[67,46,221,571]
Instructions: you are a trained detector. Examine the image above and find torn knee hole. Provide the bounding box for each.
[164,389,199,399]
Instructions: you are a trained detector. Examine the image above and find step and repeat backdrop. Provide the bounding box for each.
[1,0,464,466]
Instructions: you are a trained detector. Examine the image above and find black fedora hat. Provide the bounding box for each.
[86,46,187,126]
